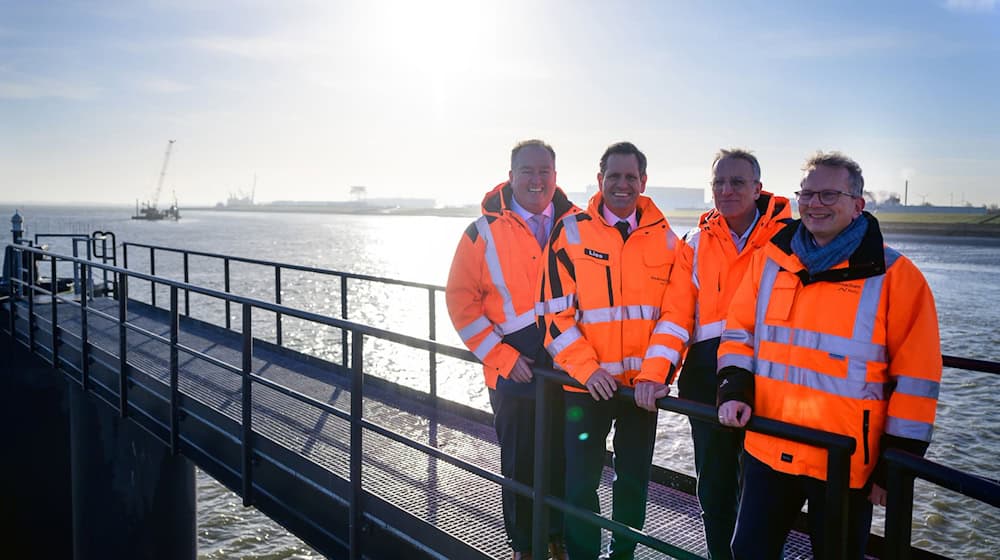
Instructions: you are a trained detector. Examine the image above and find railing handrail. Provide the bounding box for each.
[119,240,1000,377]
[8,243,474,362]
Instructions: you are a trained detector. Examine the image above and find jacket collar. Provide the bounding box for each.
[481,181,576,220]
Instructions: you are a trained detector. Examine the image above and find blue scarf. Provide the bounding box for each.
[791,215,868,274]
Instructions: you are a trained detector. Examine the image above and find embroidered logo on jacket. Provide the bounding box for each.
[584,248,609,260]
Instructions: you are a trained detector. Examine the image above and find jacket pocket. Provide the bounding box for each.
[765,272,799,322]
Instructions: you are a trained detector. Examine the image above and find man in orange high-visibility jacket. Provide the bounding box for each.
[446,139,579,560]
[678,148,791,560]
[539,142,695,560]
[717,151,942,559]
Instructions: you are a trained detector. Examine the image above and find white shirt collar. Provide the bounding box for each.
[729,208,761,252]
[510,195,553,223]
[602,204,637,232]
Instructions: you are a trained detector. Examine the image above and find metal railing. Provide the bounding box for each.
[4,240,999,559]
[121,241,443,400]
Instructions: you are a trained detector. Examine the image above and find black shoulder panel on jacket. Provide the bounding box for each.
[464,222,479,242]
[770,220,800,254]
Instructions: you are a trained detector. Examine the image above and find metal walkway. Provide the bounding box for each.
[4,293,819,559]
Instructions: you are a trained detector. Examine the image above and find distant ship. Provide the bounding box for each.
[132,197,181,221]
[132,140,181,221]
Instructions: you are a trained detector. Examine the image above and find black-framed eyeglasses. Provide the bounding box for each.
[795,189,857,205]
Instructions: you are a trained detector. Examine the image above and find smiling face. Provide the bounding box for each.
[598,153,647,219]
[508,144,557,214]
[712,156,762,225]
[799,164,865,246]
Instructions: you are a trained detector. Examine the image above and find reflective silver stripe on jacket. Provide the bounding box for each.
[562,216,581,246]
[473,330,502,361]
[653,320,690,345]
[458,315,492,342]
[756,324,888,371]
[688,228,702,290]
[536,294,576,316]
[721,328,752,345]
[600,356,644,375]
[644,344,681,365]
[547,325,583,357]
[754,260,781,361]
[756,360,890,400]
[886,416,933,442]
[895,376,940,399]
[499,310,537,335]
[693,319,725,344]
[579,305,660,324]
[718,353,753,370]
[475,216,519,323]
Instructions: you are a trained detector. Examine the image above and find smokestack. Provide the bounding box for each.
[904,180,908,206]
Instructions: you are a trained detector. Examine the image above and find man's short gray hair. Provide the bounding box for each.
[713,148,761,182]
[511,139,556,170]
[803,151,864,196]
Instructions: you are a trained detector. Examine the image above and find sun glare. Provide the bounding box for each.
[367,0,495,119]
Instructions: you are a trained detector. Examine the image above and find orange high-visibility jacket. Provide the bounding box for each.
[717,214,942,488]
[678,192,792,404]
[446,182,579,389]
[539,193,696,391]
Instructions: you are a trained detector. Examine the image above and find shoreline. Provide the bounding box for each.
[183,206,1000,239]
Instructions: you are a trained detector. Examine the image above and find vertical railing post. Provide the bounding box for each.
[823,445,851,560]
[100,235,109,294]
[241,302,254,506]
[530,371,553,559]
[5,248,14,347]
[224,258,232,329]
[118,272,129,418]
[71,239,80,297]
[341,275,349,368]
[169,286,180,455]
[349,329,365,559]
[183,252,190,317]
[27,250,36,352]
[427,288,437,400]
[884,460,915,560]
[149,246,156,308]
[123,243,129,271]
[12,246,22,301]
[274,266,283,346]
[80,262,90,390]
[50,256,59,368]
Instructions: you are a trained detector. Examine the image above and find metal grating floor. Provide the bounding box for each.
[9,295,822,559]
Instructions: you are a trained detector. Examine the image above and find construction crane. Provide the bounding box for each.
[152,139,176,210]
[133,140,180,220]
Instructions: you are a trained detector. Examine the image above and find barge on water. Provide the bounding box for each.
[1,216,997,559]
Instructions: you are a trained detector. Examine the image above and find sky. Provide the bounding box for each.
[1,0,998,208]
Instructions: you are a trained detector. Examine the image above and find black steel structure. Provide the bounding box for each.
[2,231,997,559]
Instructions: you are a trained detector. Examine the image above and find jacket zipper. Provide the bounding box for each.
[862,409,871,465]
[605,266,614,306]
